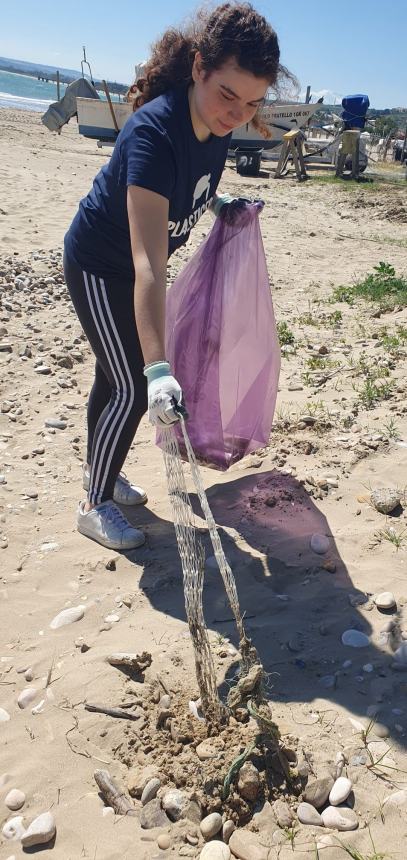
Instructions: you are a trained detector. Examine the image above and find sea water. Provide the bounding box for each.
[0,70,120,112]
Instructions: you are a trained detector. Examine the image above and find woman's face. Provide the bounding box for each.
[191,53,270,138]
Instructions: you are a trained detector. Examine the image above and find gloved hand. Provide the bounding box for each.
[212,194,264,224]
[143,361,183,426]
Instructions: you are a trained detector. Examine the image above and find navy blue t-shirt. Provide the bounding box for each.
[65,85,231,279]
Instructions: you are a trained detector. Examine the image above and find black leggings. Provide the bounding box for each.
[63,253,148,505]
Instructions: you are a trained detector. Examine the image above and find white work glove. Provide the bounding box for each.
[143,360,183,426]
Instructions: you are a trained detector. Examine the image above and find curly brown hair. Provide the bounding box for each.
[128,3,296,136]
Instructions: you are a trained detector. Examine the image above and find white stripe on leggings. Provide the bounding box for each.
[82,271,135,503]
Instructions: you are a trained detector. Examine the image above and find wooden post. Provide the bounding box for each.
[305,85,311,104]
[103,80,119,134]
[56,70,60,101]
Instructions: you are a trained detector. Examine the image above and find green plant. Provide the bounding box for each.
[358,378,393,409]
[277,321,296,347]
[372,524,407,551]
[336,825,390,859]
[333,263,407,312]
[327,309,343,327]
[297,310,320,326]
[382,418,401,440]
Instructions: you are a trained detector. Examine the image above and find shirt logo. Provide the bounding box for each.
[192,173,211,208]
[168,172,213,240]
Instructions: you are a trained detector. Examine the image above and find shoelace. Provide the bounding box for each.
[104,504,132,531]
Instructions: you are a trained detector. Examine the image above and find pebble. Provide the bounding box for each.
[273,798,294,828]
[162,789,190,822]
[304,775,334,809]
[17,687,37,709]
[2,815,25,840]
[200,844,231,860]
[140,798,169,829]
[141,777,161,806]
[104,613,120,623]
[297,802,323,826]
[21,811,56,847]
[237,761,260,802]
[384,790,407,806]
[341,629,370,648]
[228,829,267,860]
[157,833,171,850]
[4,790,26,811]
[196,739,218,760]
[329,777,352,806]
[321,806,358,831]
[44,418,67,430]
[393,644,407,667]
[200,812,223,840]
[0,707,11,721]
[50,605,85,629]
[310,534,330,554]
[127,764,160,798]
[374,592,397,610]
[370,488,401,514]
[222,819,235,843]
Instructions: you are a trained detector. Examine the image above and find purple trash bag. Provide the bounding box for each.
[157,202,281,470]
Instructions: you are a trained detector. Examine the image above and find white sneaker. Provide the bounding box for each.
[77,500,145,550]
[82,466,147,506]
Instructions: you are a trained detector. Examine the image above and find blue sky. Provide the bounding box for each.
[1,0,406,108]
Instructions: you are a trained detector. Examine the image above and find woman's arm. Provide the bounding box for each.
[127,185,169,365]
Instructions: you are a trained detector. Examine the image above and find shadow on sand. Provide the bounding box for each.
[125,467,407,756]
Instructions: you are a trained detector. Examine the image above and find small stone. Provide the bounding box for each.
[162,789,190,822]
[384,790,407,807]
[229,829,267,860]
[157,833,171,850]
[44,418,67,429]
[310,534,330,555]
[304,775,334,809]
[329,777,352,806]
[127,765,160,798]
[373,722,390,739]
[371,488,401,515]
[140,798,169,829]
[0,707,11,721]
[17,687,37,709]
[200,812,223,840]
[2,815,25,841]
[374,592,397,610]
[141,777,161,806]
[200,843,231,860]
[4,790,25,811]
[104,613,120,623]
[321,806,358,831]
[341,629,369,648]
[35,365,52,375]
[196,739,218,760]
[393,643,407,666]
[334,752,345,778]
[223,819,235,843]
[50,605,85,629]
[297,802,323,826]
[237,761,260,802]
[21,811,56,847]
[273,799,294,828]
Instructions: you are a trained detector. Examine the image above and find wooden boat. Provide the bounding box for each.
[76,96,323,146]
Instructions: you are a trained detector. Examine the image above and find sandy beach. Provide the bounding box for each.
[1,106,407,860]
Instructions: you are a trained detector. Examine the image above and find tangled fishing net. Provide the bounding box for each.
[161,418,293,799]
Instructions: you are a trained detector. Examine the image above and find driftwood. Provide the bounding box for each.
[105,651,152,672]
[94,769,137,816]
[84,702,141,720]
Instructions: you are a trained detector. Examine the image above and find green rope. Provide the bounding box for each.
[222,737,260,800]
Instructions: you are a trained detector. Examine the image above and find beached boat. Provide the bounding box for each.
[76,96,323,146]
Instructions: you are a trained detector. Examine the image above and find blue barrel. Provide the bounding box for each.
[341,94,370,129]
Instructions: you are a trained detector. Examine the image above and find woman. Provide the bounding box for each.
[64,2,287,551]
